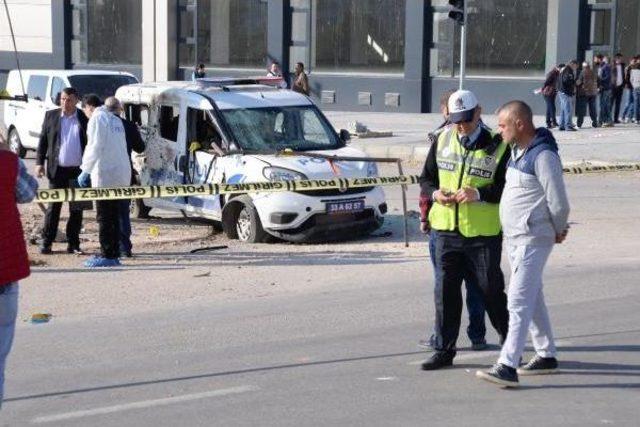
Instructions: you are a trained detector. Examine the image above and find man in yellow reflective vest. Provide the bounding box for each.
[419,90,510,370]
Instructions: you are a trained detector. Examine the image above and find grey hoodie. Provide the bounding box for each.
[499,128,570,246]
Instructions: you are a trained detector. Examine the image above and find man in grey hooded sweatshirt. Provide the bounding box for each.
[476,100,570,387]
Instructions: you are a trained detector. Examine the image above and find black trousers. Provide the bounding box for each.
[96,200,121,259]
[432,231,509,354]
[613,85,624,121]
[42,166,83,247]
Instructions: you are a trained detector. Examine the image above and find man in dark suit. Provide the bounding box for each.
[35,87,88,254]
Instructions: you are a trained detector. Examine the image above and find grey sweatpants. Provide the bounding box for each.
[498,244,557,369]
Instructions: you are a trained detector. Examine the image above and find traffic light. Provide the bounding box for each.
[448,0,465,25]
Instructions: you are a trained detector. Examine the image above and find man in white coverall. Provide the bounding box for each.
[78,97,132,267]
[476,100,570,387]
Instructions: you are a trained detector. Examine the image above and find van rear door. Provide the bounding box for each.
[23,74,49,149]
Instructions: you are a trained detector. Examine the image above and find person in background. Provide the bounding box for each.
[418,89,488,352]
[78,97,132,267]
[630,56,640,125]
[541,64,562,129]
[622,56,637,123]
[598,56,614,127]
[0,134,38,409]
[575,62,598,128]
[267,61,288,89]
[292,62,310,96]
[35,87,88,255]
[476,100,569,387]
[612,53,626,124]
[191,63,206,81]
[115,103,145,258]
[558,60,578,131]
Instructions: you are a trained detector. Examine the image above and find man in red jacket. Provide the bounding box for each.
[0,135,38,409]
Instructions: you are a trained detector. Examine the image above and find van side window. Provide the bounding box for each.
[50,77,66,105]
[27,75,49,101]
[159,105,180,142]
[124,103,150,127]
[187,108,222,152]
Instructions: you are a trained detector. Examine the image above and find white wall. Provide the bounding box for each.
[0,0,52,54]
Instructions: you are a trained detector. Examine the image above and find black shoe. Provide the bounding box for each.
[557,127,565,131]
[420,351,455,371]
[471,340,488,351]
[476,363,519,387]
[67,245,84,255]
[517,355,558,375]
[122,249,132,258]
[566,126,577,131]
[592,123,598,128]
[39,245,52,255]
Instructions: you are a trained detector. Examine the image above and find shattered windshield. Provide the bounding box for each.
[220,106,340,151]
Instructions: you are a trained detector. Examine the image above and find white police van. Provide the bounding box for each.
[115,77,387,243]
[3,69,138,157]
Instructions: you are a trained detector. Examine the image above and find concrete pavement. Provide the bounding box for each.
[324,111,640,166]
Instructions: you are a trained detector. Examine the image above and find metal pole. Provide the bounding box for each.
[3,0,27,97]
[459,2,467,90]
[397,160,409,248]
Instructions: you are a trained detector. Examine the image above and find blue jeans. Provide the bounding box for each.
[558,92,574,129]
[599,89,613,124]
[428,231,486,344]
[622,89,635,120]
[118,200,132,253]
[0,283,18,409]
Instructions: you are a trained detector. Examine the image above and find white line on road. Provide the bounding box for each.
[31,385,259,424]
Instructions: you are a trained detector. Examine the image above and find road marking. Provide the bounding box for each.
[31,385,259,424]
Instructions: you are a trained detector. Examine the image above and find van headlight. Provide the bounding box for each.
[367,161,379,177]
[263,166,308,182]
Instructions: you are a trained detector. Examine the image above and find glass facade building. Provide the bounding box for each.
[1,0,638,113]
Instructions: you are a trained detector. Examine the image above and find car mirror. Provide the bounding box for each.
[339,129,351,144]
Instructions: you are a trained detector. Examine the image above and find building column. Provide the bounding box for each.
[142,0,178,82]
[546,0,581,68]
[404,0,430,112]
[267,0,290,77]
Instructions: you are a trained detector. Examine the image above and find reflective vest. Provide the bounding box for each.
[428,128,508,237]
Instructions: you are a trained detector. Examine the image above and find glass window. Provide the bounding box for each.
[179,0,268,69]
[67,75,138,100]
[71,0,142,65]
[220,106,340,151]
[50,77,66,104]
[615,0,640,59]
[27,75,48,101]
[433,0,548,77]
[592,9,612,46]
[313,0,405,73]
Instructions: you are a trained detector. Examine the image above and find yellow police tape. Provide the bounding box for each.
[35,175,419,203]
[33,163,640,204]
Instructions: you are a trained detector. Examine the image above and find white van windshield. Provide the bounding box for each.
[220,106,340,151]
[68,75,138,100]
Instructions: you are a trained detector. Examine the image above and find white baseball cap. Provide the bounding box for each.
[448,90,479,124]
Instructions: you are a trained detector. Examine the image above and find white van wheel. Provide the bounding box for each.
[234,200,268,243]
[8,129,26,158]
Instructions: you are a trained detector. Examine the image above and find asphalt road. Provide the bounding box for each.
[2,171,639,426]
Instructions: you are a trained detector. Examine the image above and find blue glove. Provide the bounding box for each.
[77,171,91,188]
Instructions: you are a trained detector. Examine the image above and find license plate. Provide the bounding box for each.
[326,200,365,214]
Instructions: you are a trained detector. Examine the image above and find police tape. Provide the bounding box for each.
[562,163,640,174]
[33,163,640,204]
[35,175,420,203]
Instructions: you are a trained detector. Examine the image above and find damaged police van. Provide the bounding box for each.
[115,77,387,243]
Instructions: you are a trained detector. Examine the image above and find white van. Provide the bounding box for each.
[116,78,387,243]
[3,69,138,157]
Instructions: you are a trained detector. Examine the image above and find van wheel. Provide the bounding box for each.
[8,129,26,158]
[130,198,152,219]
[234,199,268,243]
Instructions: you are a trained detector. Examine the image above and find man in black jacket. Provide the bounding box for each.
[558,60,578,131]
[35,87,88,254]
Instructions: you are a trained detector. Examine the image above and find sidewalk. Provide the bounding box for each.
[324,111,640,166]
